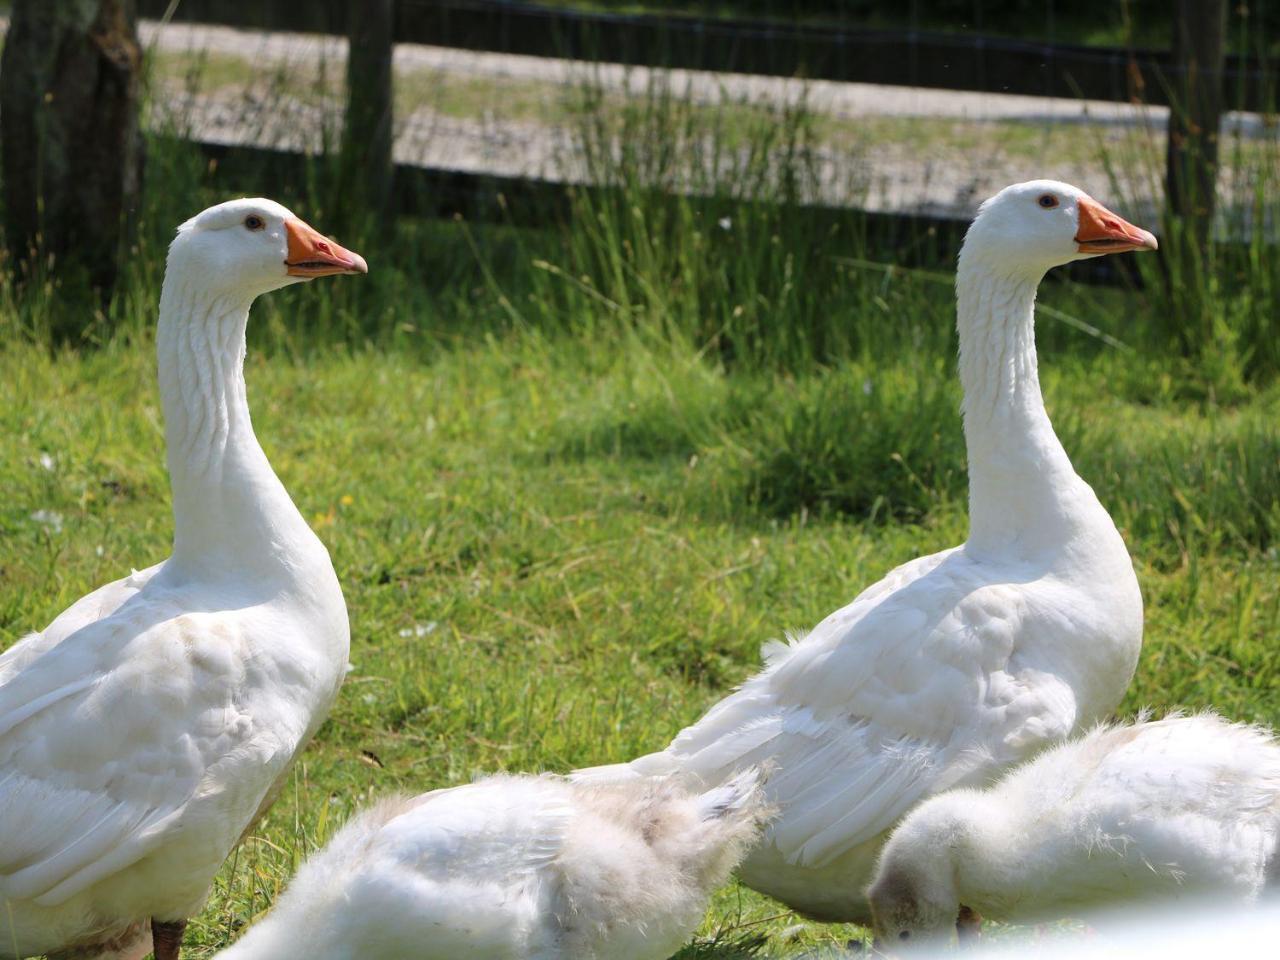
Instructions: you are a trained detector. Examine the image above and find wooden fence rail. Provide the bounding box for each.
[140,0,1275,112]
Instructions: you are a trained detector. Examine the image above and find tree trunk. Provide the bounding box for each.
[341,0,395,225]
[0,0,143,299]
[1165,0,1226,251]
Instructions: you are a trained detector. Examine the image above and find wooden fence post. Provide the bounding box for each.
[343,0,395,224]
[1165,0,1226,252]
[0,0,143,302]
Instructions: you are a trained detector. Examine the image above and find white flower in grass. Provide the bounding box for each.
[30,510,63,533]
[398,622,438,639]
[38,453,56,471]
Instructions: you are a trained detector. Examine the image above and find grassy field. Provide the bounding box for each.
[3,68,1280,959]
[3,261,1279,956]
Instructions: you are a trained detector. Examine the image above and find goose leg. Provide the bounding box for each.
[151,918,187,960]
[956,905,982,947]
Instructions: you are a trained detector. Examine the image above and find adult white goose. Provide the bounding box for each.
[214,771,767,960]
[0,199,364,960]
[868,713,1280,946]
[575,181,1157,921]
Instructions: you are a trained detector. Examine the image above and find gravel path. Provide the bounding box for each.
[141,19,1173,125]
[136,18,1271,219]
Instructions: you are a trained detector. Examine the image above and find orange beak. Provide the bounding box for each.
[1075,197,1158,255]
[284,219,368,277]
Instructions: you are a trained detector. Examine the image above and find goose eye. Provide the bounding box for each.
[1037,195,1059,209]
[244,214,266,231]
[899,931,912,941]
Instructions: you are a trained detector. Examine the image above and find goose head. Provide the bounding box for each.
[962,180,1157,277]
[167,198,367,300]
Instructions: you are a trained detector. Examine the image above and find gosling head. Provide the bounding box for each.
[867,861,960,952]
[167,198,367,301]
[962,180,1157,277]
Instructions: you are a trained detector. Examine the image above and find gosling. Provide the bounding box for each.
[867,714,1280,948]
[217,770,767,959]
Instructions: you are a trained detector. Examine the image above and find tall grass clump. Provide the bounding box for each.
[731,358,966,522]
[1082,407,1280,566]
[496,71,954,371]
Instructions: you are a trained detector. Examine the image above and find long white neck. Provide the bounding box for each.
[955,250,1097,560]
[156,271,323,583]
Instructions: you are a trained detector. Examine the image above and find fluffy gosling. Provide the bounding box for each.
[217,770,767,960]
[867,714,1280,948]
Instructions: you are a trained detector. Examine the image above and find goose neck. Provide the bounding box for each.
[955,255,1084,558]
[913,793,1020,915]
[156,273,320,580]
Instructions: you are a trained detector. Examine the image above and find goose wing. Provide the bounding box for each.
[0,594,303,906]
[648,550,1079,868]
[0,564,162,683]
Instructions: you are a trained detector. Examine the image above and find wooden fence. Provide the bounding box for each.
[141,0,1253,283]
[140,0,1274,111]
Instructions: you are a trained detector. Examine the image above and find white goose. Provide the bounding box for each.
[575,181,1157,921]
[0,199,364,960]
[214,771,767,960]
[868,713,1280,946]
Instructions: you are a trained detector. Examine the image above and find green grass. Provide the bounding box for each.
[2,312,1278,956]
